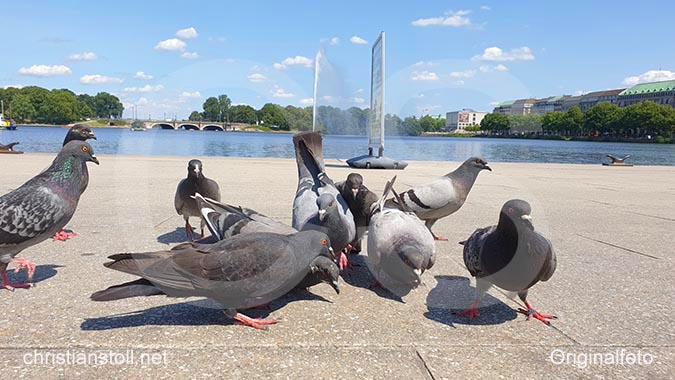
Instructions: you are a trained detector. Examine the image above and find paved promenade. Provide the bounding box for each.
[1,154,673,379]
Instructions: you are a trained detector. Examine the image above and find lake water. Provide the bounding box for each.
[2,126,674,166]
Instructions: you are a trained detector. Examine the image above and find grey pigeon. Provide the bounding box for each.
[291,132,355,269]
[175,159,221,241]
[389,157,491,241]
[63,124,96,146]
[54,124,97,241]
[336,173,378,254]
[457,199,557,325]
[91,230,340,330]
[367,176,436,297]
[195,193,296,241]
[194,193,337,291]
[0,141,99,290]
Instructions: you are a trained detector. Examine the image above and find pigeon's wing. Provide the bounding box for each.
[398,179,454,213]
[462,225,496,277]
[530,232,557,284]
[200,177,221,202]
[174,180,186,215]
[0,184,69,248]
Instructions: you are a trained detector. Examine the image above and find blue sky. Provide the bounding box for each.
[2,1,675,119]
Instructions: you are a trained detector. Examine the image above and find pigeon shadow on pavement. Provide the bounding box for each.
[6,264,62,285]
[424,275,517,327]
[80,288,331,330]
[340,254,405,303]
[156,227,190,244]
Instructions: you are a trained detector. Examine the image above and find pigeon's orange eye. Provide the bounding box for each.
[475,159,481,164]
[404,259,412,266]
[321,238,327,245]
[508,207,514,214]
[328,201,334,207]
[81,146,89,152]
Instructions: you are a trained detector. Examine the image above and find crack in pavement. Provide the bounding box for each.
[576,234,660,260]
[415,349,437,380]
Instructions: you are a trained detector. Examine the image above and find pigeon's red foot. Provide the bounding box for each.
[338,250,349,271]
[454,306,480,320]
[12,258,36,281]
[433,235,448,241]
[184,221,195,241]
[53,229,78,241]
[232,313,278,330]
[1,270,33,291]
[517,301,557,325]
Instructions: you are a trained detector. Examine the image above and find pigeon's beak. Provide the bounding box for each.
[521,214,534,230]
[351,188,359,197]
[521,214,533,221]
[91,155,100,165]
[483,164,492,171]
[413,268,422,281]
[318,209,327,221]
[88,132,97,140]
[328,247,336,261]
[330,280,340,294]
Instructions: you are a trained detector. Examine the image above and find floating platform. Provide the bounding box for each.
[346,154,408,170]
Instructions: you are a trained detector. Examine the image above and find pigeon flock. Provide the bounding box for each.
[1,129,558,329]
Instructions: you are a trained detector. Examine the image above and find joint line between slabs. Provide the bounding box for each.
[415,349,437,380]
[576,234,660,260]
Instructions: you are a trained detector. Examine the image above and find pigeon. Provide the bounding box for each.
[367,176,436,297]
[291,132,355,269]
[63,124,97,146]
[0,141,99,290]
[52,124,97,241]
[336,173,378,254]
[175,159,221,241]
[457,199,557,325]
[389,157,491,241]
[91,230,340,330]
[195,193,337,291]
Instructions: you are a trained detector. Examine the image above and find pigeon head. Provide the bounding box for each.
[345,173,364,199]
[70,125,97,141]
[397,247,429,282]
[187,159,203,179]
[62,140,99,165]
[500,199,534,231]
[316,193,337,222]
[309,255,340,294]
[466,157,491,172]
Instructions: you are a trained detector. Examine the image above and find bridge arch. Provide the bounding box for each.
[151,123,175,130]
[178,124,199,130]
[203,124,224,131]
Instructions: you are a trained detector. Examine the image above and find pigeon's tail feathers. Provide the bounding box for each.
[104,252,170,277]
[90,278,164,301]
[391,187,414,213]
[293,132,325,181]
[458,240,467,246]
[194,192,228,240]
[371,175,397,218]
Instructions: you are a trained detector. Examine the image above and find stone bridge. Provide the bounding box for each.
[142,121,249,131]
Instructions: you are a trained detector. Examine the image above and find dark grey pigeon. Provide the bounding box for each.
[291,132,355,269]
[63,124,96,146]
[367,176,436,297]
[175,159,221,241]
[195,193,296,241]
[388,157,491,241]
[336,173,378,254]
[457,199,557,325]
[0,141,99,290]
[91,230,340,330]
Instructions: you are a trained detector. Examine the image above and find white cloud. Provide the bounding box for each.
[455,80,465,85]
[180,52,200,59]
[180,91,202,99]
[350,36,368,45]
[2,84,24,89]
[18,64,72,76]
[80,74,123,84]
[134,71,153,80]
[574,90,586,96]
[68,51,97,61]
[330,37,340,45]
[176,27,198,39]
[300,98,314,105]
[123,84,164,92]
[449,70,476,78]
[412,10,473,27]
[350,97,365,104]
[479,64,509,72]
[411,71,440,81]
[622,70,675,85]
[272,88,295,98]
[273,55,313,69]
[355,88,365,93]
[247,73,267,83]
[472,46,535,61]
[155,38,187,51]
[480,5,491,11]
[413,61,437,67]
[137,97,149,106]
[489,101,500,106]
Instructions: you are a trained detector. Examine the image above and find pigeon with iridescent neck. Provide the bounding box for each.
[0,141,99,290]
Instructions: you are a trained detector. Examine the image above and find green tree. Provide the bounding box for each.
[619,101,675,136]
[188,111,203,121]
[480,113,510,132]
[218,94,232,122]
[283,105,312,131]
[258,103,289,130]
[401,116,423,135]
[564,106,584,135]
[202,97,219,121]
[464,124,481,132]
[93,92,123,119]
[19,86,50,123]
[541,112,567,133]
[583,102,622,134]
[508,114,542,132]
[420,114,441,132]
[10,93,36,122]
[42,89,79,124]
